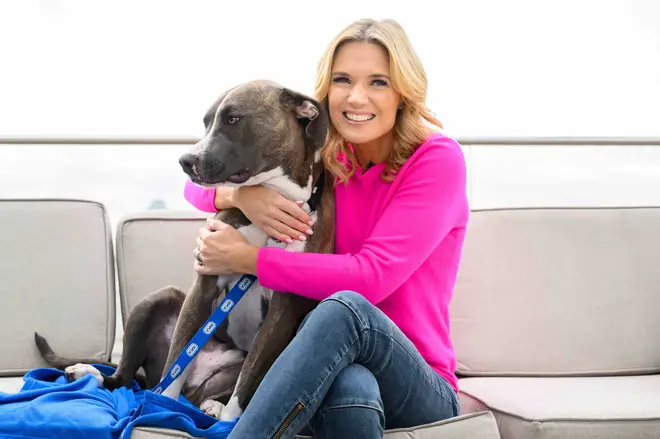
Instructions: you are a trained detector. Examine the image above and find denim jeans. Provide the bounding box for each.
[226,290,459,439]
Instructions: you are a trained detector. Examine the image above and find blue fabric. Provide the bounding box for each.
[0,365,238,439]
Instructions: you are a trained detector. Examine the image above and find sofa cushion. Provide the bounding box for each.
[451,207,660,376]
[115,210,208,324]
[459,376,660,439]
[0,199,116,378]
[0,377,27,394]
[129,411,501,439]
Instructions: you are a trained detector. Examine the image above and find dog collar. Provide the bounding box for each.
[307,168,325,214]
[266,237,289,248]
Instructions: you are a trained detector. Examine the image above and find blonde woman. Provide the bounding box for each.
[184,18,468,438]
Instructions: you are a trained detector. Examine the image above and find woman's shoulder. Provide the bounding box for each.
[418,130,463,156]
[400,130,465,176]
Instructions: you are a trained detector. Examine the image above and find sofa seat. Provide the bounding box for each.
[130,411,500,439]
[459,375,660,439]
[0,377,26,394]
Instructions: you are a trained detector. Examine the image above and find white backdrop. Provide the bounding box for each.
[1,0,660,224]
[1,0,658,138]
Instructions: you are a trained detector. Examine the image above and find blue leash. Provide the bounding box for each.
[152,274,258,395]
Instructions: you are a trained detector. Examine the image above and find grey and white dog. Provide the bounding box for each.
[35,79,335,421]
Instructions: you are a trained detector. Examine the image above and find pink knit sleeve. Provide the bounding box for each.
[255,139,468,304]
[184,180,218,213]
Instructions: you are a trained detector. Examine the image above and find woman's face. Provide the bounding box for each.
[328,41,402,152]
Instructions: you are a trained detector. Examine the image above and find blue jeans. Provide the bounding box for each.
[227,290,459,439]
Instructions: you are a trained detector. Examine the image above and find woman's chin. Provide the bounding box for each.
[338,128,379,146]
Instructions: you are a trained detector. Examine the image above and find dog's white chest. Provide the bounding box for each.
[282,211,317,253]
[238,224,269,247]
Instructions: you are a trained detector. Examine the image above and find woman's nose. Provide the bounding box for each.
[347,85,368,105]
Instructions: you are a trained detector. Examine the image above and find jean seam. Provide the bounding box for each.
[323,296,369,330]
[306,329,363,409]
[319,294,458,416]
[371,338,393,377]
[388,372,414,420]
[320,403,385,414]
[367,327,456,407]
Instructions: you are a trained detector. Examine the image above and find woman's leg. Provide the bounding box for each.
[227,290,459,439]
[306,364,385,439]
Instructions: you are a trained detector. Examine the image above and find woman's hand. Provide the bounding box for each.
[194,218,259,276]
[231,185,313,243]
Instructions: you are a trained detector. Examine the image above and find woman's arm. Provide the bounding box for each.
[184,179,314,240]
[184,180,224,212]
[254,140,468,305]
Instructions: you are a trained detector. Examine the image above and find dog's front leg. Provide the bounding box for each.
[161,273,226,398]
[219,292,317,420]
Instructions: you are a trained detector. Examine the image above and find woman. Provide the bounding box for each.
[184,18,468,439]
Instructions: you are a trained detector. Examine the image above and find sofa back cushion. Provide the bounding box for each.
[451,207,660,376]
[0,199,116,375]
[115,211,207,325]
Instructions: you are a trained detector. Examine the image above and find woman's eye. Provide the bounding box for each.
[372,79,388,87]
[332,77,350,84]
[227,116,240,124]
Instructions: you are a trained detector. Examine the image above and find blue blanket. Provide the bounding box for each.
[0,365,238,439]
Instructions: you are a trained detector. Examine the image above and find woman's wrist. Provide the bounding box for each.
[213,187,236,210]
[235,243,259,275]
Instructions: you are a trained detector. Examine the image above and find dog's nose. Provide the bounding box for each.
[179,153,200,177]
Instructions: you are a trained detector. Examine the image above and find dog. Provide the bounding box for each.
[35,79,335,421]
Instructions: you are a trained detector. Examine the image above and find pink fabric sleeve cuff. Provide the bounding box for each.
[184,180,218,213]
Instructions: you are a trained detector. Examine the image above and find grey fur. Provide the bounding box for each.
[35,80,336,414]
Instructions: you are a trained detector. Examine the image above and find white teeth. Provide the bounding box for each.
[344,112,375,122]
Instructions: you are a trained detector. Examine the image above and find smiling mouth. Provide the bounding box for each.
[226,169,252,184]
[343,112,375,122]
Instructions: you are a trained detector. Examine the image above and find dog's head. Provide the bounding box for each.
[179,80,328,193]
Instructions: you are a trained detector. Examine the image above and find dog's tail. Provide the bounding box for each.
[34,332,118,370]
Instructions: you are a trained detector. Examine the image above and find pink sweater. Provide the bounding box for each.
[183,132,469,391]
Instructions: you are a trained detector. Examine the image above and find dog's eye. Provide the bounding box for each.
[226,116,240,124]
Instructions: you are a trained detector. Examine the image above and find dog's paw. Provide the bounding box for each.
[220,396,244,421]
[64,363,103,387]
[200,399,226,419]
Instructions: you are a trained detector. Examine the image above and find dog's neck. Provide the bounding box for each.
[243,166,314,207]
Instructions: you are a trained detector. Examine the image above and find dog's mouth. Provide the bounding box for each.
[226,169,252,184]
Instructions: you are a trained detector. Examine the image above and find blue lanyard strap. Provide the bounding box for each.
[152,273,258,394]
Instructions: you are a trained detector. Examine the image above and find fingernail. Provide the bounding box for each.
[299,235,307,241]
[307,220,313,226]
[306,229,313,235]
[286,237,293,243]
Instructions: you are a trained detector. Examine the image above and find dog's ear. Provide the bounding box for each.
[280,88,329,150]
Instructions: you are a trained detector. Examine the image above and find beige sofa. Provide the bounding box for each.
[7,199,660,438]
[115,210,499,439]
[451,207,660,438]
[0,200,497,438]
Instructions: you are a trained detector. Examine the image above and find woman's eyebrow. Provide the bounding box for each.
[331,71,390,79]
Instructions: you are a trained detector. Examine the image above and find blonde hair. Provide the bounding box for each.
[314,18,443,183]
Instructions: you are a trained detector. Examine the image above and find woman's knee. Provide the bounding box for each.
[325,290,367,301]
[296,290,375,336]
[322,290,375,316]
